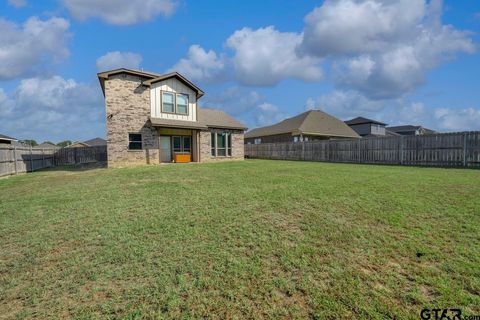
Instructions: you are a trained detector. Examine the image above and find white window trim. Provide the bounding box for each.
[176,93,189,115]
[211,131,232,157]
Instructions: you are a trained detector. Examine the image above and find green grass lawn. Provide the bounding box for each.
[1,160,479,319]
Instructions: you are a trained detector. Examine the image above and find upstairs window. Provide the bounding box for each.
[160,91,190,115]
[176,94,188,114]
[128,133,142,150]
[162,92,174,113]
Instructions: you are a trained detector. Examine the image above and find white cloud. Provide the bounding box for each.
[300,0,425,56]
[0,77,105,142]
[299,0,475,99]
[0,17,70,80]
[306,90,387,119]
[96,51,143,72]
[254,103,287,126]
[15,76,77,109]
[434,108,480,131]
[169,0,473,101]
[8,0,27,8]
[201,86,262,116]
[225,26,322,86]
[168,45,226,83]
[306,89,480,132]
[200,86,287,128]
[63,0,177,25]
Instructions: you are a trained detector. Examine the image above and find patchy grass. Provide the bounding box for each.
[0,160,479,319]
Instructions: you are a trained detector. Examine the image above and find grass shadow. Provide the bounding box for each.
[40,161,107,172]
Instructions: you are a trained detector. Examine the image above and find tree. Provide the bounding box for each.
[57,140,72,148]
[20,139,37,147]
[42,141,55,145]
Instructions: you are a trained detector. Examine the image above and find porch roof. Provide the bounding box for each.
[150,118,208,130]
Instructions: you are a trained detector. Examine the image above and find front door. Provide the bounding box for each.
[160,136,171,162]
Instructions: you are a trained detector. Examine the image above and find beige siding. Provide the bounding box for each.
[151,78,197,121]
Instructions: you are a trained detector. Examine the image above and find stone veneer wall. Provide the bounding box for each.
[105,74,160,167]
[199,130,244,162]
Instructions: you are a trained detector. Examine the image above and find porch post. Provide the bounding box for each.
[158,129,161,164]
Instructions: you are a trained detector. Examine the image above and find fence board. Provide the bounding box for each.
[245,131,480,168]
[0,145,107,177]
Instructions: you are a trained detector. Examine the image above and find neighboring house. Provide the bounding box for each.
[0,134,17,145]
[386,125,436,136]
[345,117,391,137]
[245,110,359,144]
[97,68,246,167]
[83,137,107,147]
[67,142,90,148]
[67,138,106,148]
[35,142,59,149]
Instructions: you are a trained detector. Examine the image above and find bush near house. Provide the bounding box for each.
[0,160,479,319]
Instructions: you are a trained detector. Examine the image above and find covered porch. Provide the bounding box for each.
[150,118,206,163]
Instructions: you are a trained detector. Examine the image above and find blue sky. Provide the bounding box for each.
[0,0,479,142]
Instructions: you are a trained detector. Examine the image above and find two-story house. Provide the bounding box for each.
[98,68,246,167]
[386,125,436,136]
[345,117,398,137]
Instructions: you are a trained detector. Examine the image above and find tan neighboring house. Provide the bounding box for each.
[386,125,436,136]
[67,142,90,148]
[97,68,246,167]
[245,110,359,144]
[67,138,107,148]
[0,134,17,145]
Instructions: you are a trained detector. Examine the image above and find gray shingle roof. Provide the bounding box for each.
[150,118,208,130]
[97,68,204,98]
[245,110,360,139]
[386,125,422,132]
[198,108,246,130]
[83,137,107,146]
[35,142,58,149]
[0,134,17,141]
[151,108,246,130]
[345,116,386,126]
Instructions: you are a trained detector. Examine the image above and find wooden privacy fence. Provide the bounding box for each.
[245,131,480,168]
[0,145,107,177]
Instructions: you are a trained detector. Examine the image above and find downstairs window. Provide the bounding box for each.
[128,133,142,150]
[211,132,233,157]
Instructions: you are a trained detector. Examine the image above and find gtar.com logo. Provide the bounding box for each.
[420,308,461,320]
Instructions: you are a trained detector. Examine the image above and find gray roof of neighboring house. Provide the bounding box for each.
[245,110,360,139]
[0,134,17,141]
[151,108,247,130]
[83,137,107,146]
[35,142,58,149]
[385,129,401,136]
[386,125,422,132]
[345,116,386,126]
[387,125,435,132]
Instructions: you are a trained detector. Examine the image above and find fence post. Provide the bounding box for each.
[463,132,468,167]
[13,145,18,175]
[74,147,77,164]
[42,148,45,169]
[29,145,33,172]
[399,136,404,165]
